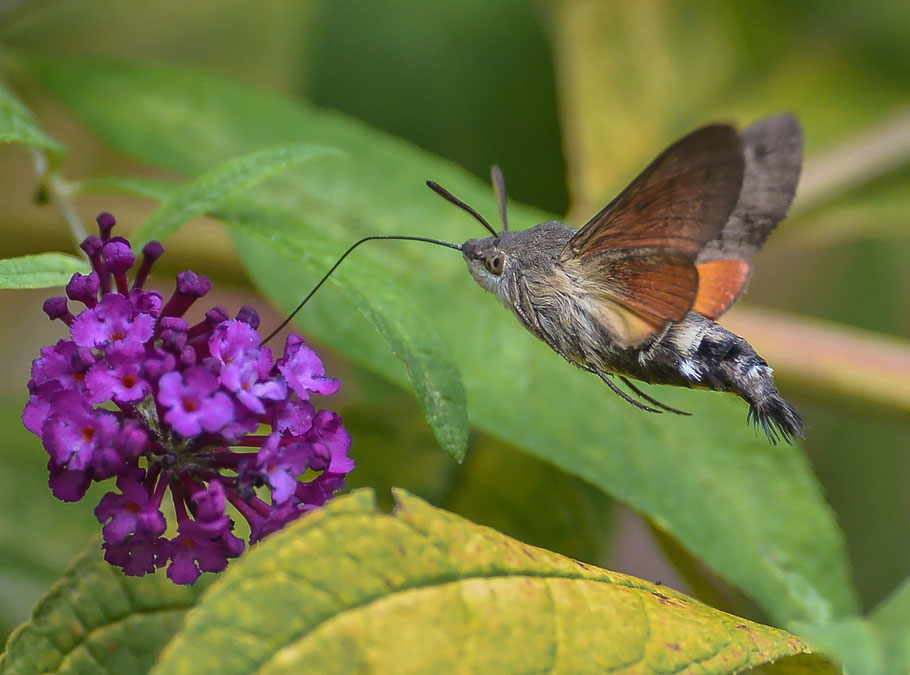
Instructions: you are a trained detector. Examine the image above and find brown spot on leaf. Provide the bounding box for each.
[650,591,683,608]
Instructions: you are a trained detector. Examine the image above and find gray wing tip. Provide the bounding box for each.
[743,113,804,151]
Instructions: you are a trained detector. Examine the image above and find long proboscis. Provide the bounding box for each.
[260,235,462,346]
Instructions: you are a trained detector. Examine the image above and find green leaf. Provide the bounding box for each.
[0,253,87,289]
[132,144,341,245]
[74,175,182,202]
[0,543,210,674]
[790,578,910,675]
[0,81,64,158]
[871,578,910,675]
[224,210,469,460]
[154,490,835,674]
[792,618,883,675]
[31,56,858,626]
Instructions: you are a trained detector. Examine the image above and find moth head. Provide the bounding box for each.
[427,165,515,295]
[462,236,508,293]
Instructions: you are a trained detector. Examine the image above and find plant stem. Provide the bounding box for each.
[28,147,88,254]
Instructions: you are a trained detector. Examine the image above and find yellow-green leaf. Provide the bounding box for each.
[154,490,833,674]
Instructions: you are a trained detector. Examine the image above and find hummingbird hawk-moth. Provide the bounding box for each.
[268,114,805,443]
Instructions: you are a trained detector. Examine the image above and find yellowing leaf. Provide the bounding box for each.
[154,490,833,674]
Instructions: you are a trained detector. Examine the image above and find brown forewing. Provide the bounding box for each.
[562,124,745,259]
[581,253,699,324]
[558,124,745,345]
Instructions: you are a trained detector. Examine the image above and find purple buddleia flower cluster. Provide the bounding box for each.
[23,213,353,584]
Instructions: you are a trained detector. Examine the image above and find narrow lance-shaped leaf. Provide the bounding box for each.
[74,175,181,203]
[32,56,858,626]
[225,212,470,461]
[154,489,837,674]
[0,253,87,289]
[0,81,65,159]
[132,144,342,245]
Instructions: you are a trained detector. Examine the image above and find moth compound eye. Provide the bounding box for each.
[485,254,505,276]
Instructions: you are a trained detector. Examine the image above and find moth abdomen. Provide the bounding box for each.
[747,392,804,445]
[694,324,805,444]
[625,315,805,443]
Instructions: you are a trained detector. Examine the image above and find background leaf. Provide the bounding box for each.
[0,81,64,158]
[223,210,470,460]
[0,543,210,674]
[132,144,341,245]
[0,253,87,289]
[28,55,858,626]
[870,578,910,675]
[154,489,834,674]
[790,577,910,675]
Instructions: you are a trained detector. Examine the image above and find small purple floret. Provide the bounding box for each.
[66,273,101,308]
[235,305,260,328]
[24,213,352,584]
[158,367,234,437]
[42,296,73,324]
[277,335,341,398]
[96,212,116,240]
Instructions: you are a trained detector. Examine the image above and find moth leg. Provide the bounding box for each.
[508,303,661,414]
[549,345,598,375]
[619,376,691,416]
[592,368,664,414]
[510,303,597,376]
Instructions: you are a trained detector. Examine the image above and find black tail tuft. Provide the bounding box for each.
[748,395,805,445]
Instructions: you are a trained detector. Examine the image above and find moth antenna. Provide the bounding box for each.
[426,180,498,237]
[491,165,509,231]
[260,234,461,346]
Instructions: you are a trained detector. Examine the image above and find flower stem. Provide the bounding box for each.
[28,147,88,254]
